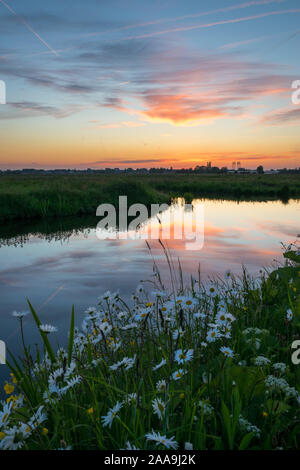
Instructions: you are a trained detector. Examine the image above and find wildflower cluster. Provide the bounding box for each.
[1,246,299,450]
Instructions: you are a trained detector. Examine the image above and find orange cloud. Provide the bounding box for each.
[138,93,227,125]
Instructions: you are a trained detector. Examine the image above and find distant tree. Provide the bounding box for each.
[257,165,264,174]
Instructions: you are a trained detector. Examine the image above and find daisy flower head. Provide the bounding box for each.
[225,270,231,279]
[134,308,151,322]
[12,311,29,319]
[39,324,57,334]
[174,349,194,364]
[101,401,123,428]
[0,425,26,450]
[123,393,137,405]
[136,284,144,294]
[145,430,178,450]
[152,398,166,420]
[172,369,186,381]
[172,327,184,340]
[206,329,220,343]
[152,290,168,299]
[182,297,197,310]
[156,379,167,392]
[286,309,293,321]
[216,311,227,324]
[84,306,97,316]
[208,285,218,298]
[220,346,234,358]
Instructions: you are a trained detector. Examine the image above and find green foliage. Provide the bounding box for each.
[0,173,299,221]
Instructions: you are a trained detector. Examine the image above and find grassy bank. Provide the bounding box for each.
[0,173,299,221]
[1,244,299,450]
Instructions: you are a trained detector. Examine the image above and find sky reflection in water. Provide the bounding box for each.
[0,198,299,382]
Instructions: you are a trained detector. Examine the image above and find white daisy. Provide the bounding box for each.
[12,310,29,319]
[174,349,194,364]
[156,380,167,392]
[220,346,234,358]
[286,309,293,321]
[152,398,166,420]
[39,324,57,334]
[101,401,123,428]
[206,329,220,343]
[172,369,186,381]
[145,430,178,450]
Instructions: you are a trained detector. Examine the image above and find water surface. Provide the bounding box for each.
[0,198,299,384]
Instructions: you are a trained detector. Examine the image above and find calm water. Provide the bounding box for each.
[0,198,299,384]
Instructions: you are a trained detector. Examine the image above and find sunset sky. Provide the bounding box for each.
[0,0,300,169]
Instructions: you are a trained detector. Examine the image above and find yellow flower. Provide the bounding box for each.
[179,393,184,399]
[4,383,14,395]
[146,302,153,307]
[42,428,48,436]
[130,341,135,347]
[10,373,17,384]
[243,306,247,311]
[262,411,268,418]
[87,407,94,415]
[0,432,5,441]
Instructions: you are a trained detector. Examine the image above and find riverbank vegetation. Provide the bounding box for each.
[0,173,299,221]
[1,243,299,450]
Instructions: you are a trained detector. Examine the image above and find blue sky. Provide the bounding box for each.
[0,0,299,169]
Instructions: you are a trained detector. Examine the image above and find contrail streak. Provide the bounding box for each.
[6,284,65,342]
[84,0,286,37]
[0,0,59,56]
[117,9,300,41]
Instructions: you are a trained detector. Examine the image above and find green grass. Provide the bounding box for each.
[1,243,299,450]
[0,173,299,221]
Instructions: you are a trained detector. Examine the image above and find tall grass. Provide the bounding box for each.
[0,243,299,450]
[0,173,299,221]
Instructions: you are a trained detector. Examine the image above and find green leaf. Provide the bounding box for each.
[239,432,254,450]
[27,299,56,363]
[68,305,75,366]
[283,251,300,264]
